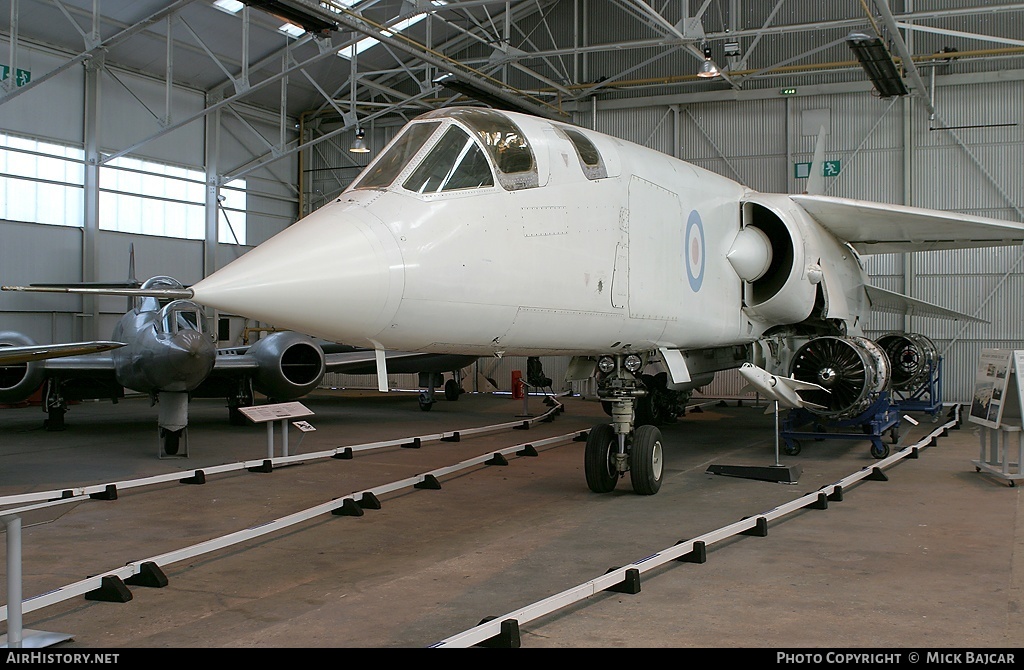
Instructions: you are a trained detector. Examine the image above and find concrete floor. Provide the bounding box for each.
[1,388,1022,649]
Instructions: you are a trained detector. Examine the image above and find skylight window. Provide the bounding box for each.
[336,1,445,59]
[278,22,306,38]
[212,0,243,14]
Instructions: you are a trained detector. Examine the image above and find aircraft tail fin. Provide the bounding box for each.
[804,125,827,196]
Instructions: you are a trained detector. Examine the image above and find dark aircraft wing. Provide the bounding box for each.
[192,340,476,402]
[322,348,478,376]
[0,341,124,366]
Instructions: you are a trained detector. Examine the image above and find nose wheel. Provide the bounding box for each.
[584,422,666,495]
[584,423,619,493]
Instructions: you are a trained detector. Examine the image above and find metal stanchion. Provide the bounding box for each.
[1,513,73,648]
[516,379,534,417]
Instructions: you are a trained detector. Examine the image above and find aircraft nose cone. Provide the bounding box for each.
[191,205,403,346]
[177,330,203,353]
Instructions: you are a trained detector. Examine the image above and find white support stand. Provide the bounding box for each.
[973,424,1024,487]
[516,379,534,418]
[237,402,314,459]
[968,349,1024,486]
[1,514,73,648]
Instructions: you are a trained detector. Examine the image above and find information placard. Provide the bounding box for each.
[968,349,1014,428]
[237,402,313,424]
[1009,350,1024,424]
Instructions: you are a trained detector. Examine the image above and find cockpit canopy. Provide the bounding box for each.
[350,107,542,194]
[159,300,202,335]
[349,107,613,195]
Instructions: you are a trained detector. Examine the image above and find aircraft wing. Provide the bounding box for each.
[208,344,476,376]
[0,341,124,365]
[791,194,1024,255]
[323,349,477,376]
[864,285,987,323]
[782,376,830,392]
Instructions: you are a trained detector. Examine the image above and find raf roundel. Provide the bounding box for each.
[685,209,705,292]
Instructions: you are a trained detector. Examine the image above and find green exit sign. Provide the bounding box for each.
[780,87,797,95]
[0,64,31,87]
[794,160,841,178]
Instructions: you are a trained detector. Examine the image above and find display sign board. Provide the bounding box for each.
[968,349,1016,428]
[237,402,313,424]
[1010,351,1024,424]
[292,420,316,432]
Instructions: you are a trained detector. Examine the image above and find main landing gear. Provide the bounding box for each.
[585,354,664,495]
[418,370,465,411]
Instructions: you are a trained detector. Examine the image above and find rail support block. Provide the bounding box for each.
[331,498,364,517]
[604,567,641,594]
[474,617,521,648]
[485,453,509,466]
[248,460,273,473]
[358,492,382,510]
[89,484,118,501]
[126,562,168,588]
[415,474,442,490]
[740,516,769,536]
[805,492,829,510]
[516,444,538,457]
[675,540,707,563]
[180,470,206,485]
[331,447,353,460]
[84,576,132,603]
[866,466,888,481]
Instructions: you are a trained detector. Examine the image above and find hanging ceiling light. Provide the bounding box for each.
[350,127,369,153]
[697,44,720,79]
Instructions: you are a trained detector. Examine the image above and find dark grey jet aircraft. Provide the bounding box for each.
[0,275,476,456]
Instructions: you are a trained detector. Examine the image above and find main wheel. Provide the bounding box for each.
[630,425,664,495]
[161,427,183,456]
[584,423,619,493]
[444,378,460,401]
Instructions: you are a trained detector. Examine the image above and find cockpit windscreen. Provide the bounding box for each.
[403,126,494,194]
[351,121,441,190]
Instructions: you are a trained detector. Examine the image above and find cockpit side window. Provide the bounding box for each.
[418,108,539,190]
[555,125,609,180]
[403,126,494,194]
[351,121,442,191]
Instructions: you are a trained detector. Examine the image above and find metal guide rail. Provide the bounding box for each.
[0,396,571,625]
[0,395,567,511]
[430,405,964,648]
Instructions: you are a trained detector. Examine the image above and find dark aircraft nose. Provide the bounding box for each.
[162,329,216,391]
[176,329,208,356]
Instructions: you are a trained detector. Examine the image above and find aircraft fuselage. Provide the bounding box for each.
[191,108,858,359]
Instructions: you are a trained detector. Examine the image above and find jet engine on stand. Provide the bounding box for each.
[779,335,902,459]
[876,332,943,419]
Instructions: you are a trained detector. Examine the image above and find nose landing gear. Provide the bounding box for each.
[585,354,665,495]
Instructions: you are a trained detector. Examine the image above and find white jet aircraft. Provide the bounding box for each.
[6,106,1024,494]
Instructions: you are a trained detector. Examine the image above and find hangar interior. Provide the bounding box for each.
[1,0,1023,403]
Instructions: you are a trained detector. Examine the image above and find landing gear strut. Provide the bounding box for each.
[585,354,664,495]
[43,379,68,431]
[228,378,254,426]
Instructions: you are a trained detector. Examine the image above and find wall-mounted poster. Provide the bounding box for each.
[968,349,1014,429]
